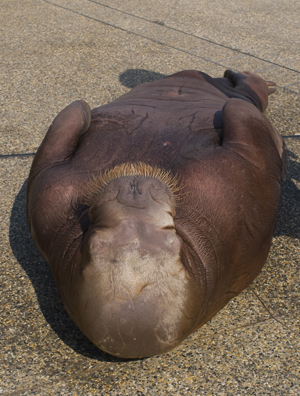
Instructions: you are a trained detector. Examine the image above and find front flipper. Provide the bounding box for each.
[221,98,286,181]
[27,100,91,262]
[32,100,91,170]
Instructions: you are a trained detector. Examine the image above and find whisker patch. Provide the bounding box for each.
[82,162,181,206]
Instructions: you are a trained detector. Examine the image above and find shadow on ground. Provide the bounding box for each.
[274,149,300,238]
[119,68,166,88]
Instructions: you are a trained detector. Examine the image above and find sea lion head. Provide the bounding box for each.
[70,163,199,358]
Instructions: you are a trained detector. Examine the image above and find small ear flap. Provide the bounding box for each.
[32,100,91,167]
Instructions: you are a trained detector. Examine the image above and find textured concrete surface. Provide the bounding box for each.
[1,0,299,394]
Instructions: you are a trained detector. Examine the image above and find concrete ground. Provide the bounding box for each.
[1,0,299,394]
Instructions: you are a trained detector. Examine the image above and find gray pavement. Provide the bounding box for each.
[1,0,299,394]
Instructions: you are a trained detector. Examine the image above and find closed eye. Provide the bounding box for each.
[162,225,175,230]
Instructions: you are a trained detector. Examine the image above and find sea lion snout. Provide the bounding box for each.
[71,175,198,358]
[75,218,196,358]
[87,174,177,234]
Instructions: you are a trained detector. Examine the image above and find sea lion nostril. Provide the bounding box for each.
[130,180,141,195]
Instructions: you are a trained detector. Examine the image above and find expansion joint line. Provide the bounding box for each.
[250,285,299,335]
[41,0,300,80]
[88,0,300,75]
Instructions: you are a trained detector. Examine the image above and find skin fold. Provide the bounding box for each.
[27,70,286,358]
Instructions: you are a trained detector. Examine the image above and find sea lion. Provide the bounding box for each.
[27,70,286,358]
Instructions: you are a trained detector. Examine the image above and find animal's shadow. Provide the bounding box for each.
[119,68,166,88]
[274,148,300,238]
[9,69,300,360]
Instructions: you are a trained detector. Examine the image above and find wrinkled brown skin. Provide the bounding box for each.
[27,70,286,358]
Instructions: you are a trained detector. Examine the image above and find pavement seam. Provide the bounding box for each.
[41,0,300,83]
[40,0,242,71]
[0,153,35,159]
[87,0,300,75]
[1,135,300,159]
[249,285,299,335]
